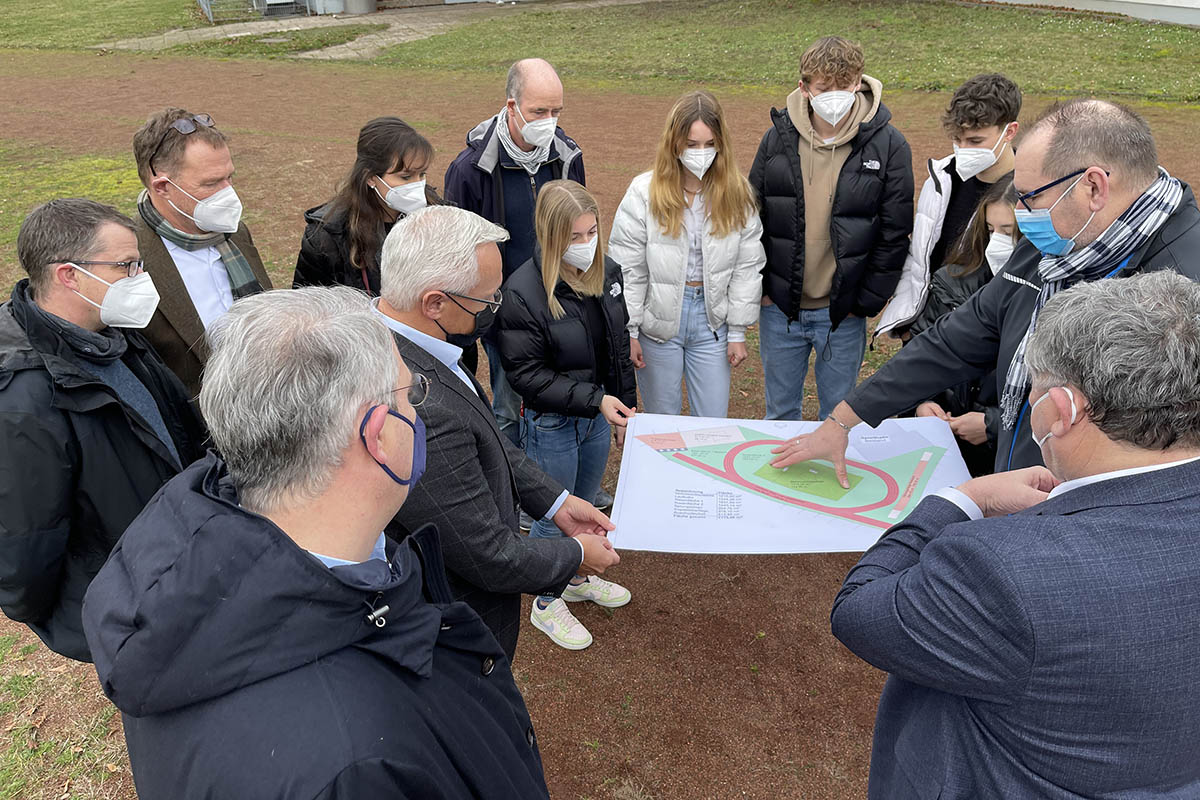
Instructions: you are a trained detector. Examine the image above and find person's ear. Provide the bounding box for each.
[361,404,390,464]
[1082,167,1110,213]
[1047,386,1080,438]
[149,174,173,199]
[1003,121,1020,143]
[420,289,446,321]
[53,263,83,293]
[506,97,519,117]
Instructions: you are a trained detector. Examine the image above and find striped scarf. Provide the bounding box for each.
[1001,169,1184,428]
[137,190,263,300]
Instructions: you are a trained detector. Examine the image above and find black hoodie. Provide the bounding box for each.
[83,454,551,799]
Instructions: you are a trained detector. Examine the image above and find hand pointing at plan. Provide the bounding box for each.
[768,401,863,489]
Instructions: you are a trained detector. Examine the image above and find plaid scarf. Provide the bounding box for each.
[1001,169,1184,428]
[138,190,263,300]
[494,109,553,176]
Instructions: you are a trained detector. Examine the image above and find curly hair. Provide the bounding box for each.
[941,74,1021,137]
[800,36,864,88]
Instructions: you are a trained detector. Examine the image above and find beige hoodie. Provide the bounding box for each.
[787,74,883,309]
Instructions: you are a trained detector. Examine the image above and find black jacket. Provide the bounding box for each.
[0,281,206,661]
[83,455,551,800]
[496,253,637,417]
[848,183,1200,473]
[909,264,999,476]
[749,104,914,327]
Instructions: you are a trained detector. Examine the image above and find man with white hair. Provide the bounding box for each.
[832,271,1200,798]
[83,286,554,799]
[444,57,587,453]
[376,205,621,656]
[773,99,1200,479]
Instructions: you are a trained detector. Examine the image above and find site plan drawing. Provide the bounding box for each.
[611,414,971,554]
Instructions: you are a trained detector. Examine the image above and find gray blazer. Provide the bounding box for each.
[389,333,581,660]
[832,459,1200,799]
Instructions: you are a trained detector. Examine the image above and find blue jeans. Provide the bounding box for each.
[759,303,866,420]
[638,285,731,418]
[525,409,611,601]
[483,339,522,447]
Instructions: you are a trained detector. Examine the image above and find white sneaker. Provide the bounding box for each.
[530,598,593,650]
[561,576,632,608]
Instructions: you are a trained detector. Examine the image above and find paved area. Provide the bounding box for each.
[96,0,669,60]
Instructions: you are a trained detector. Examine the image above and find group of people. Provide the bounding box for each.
[1,30,1199,799]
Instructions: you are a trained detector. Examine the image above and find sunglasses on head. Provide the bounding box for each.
[148,114,215,176]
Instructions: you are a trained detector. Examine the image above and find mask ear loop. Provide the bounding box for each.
[359,404,419,486]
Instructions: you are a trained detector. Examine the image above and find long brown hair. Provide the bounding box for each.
[946,173,1022,278]
[648,90,756,239]
[535,180,606,319]
[325,117,438,283]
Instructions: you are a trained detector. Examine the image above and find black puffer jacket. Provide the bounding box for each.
[749,100,914,327]
[496,252,637,418]
[0,281,206,661]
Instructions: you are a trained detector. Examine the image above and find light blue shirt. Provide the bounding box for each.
[309,532,388,569]
[371,301,570,523]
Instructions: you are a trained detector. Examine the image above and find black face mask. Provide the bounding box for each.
[436,292,498,349]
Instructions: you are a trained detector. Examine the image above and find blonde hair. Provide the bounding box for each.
[800,36,864,87]
[648,90,756,240]
[535,180,607,319]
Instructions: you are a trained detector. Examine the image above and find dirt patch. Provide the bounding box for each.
[1,49,1199,799]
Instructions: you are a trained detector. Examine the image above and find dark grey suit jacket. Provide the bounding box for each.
[134,219,272,398]
[832,459,1200,799]
[390,332,581,660]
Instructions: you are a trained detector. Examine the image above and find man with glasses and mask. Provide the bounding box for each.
[374,205,619,661]
[0,199,205,661]
[131,107,272,396]
[83,286,555,799]
[444,58,586,456]
[771,99,1200,481]
[831,272,1200,799]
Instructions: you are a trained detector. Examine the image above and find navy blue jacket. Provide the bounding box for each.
[444,113,586,279]
[832,460,1200,799]
[82,454,551,800]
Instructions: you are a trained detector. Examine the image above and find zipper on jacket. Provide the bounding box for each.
[365,592,389,628]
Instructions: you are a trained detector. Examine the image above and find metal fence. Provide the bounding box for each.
[196,0,310,24]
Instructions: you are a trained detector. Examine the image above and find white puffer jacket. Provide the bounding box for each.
[874,154,954,339]
[608,171,764,344]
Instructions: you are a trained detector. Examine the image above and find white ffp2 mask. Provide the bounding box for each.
[954,124,1012,181]
[985,232,1015,275]
[516,107,558,149]
[562,237,598,270]
[375,178,427,215]
[679,147,716,180]
[810,90,856,127]
[71,265,161,329]
[167,179,243,234]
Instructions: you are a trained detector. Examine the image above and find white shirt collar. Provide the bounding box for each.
[308,532,388,569]
[1047,456,1200,500]
[371,299,464,372]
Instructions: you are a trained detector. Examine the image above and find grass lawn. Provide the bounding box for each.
[0,0,206,49]
[375,0,1200,103]
[165,23,389,58]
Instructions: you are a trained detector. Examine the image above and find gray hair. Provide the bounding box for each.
[199,286,398,513]
[1026,271,1200,450]
[1033,99,1159,189]
[16,199,137,297]
[379,205,509,311]
[506,57,558,104]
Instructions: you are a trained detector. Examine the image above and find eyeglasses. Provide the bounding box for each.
[444,288,503,311]
[148,114,215,176]
[1016,167,1109,211]
[393,372,430,408]
[72,260,145,278]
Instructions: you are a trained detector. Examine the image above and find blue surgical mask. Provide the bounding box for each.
[1030,386,1078,449]
[360,406,426,487]
[1014,172,1095,257]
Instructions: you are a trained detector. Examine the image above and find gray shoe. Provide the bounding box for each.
[593,488,614,510]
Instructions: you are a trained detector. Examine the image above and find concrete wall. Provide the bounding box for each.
[997,0,1200,26]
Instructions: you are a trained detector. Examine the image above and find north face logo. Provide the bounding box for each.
[609,282,622,298]
[863,159,881,170]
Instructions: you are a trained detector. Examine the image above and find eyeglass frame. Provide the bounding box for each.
[70,260,146,278]
[443,288,503,312]
[148,114,216,177]
[1016,166,1110,211]
[392,372,431,408]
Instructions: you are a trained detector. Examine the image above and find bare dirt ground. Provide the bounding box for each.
[1,49,1198,799]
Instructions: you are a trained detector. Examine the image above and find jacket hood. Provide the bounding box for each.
[463,112,583,176]
[83,453,444,717]
[788,74,885,149]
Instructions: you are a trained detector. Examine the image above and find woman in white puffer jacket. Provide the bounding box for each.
[608,90,765,418]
